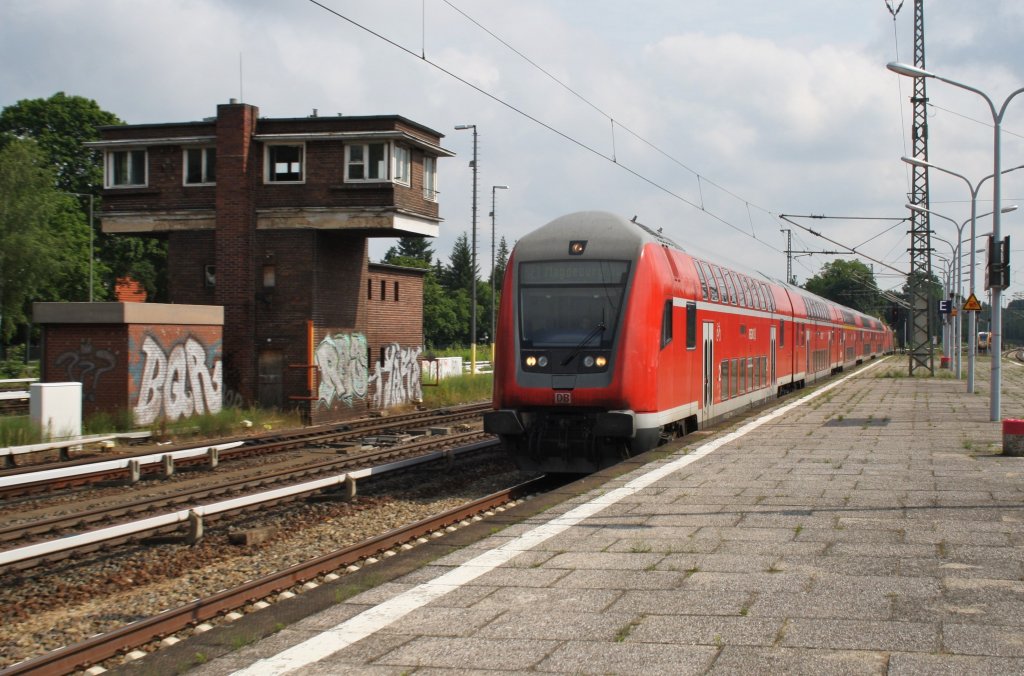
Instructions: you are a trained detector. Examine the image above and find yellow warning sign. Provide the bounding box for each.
[963,293,983,312]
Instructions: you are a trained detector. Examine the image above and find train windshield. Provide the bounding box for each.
[518,260,630,347]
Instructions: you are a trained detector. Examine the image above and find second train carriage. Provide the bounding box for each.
[484,211,893,473]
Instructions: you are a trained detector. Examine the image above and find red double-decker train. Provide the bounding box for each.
[484,211,894,473]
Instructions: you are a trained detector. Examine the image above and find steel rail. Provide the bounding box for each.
[0,435,498,571]
[0,474,543,676]
[0,403,490,498]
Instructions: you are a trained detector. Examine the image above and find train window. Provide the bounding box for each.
[711,266,728,303]
[709,266,723,301]
[760,357,767,387]
[694,261,709,300]
[748,357,755,391]
[739,275,753,308]
[703,262,720,302]
[661,299,673,349]
[765,283,776,311]
[721,360,730,399]
[722,270,737,305]
[686,302,697,350]
[731,358,739,396]
[738,358,746,393]
[518,260,630,348]
[755,282,767,310]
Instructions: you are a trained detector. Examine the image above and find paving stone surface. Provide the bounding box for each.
[191,358,1024,674]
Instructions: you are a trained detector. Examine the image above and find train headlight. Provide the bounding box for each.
[583,355,595,368]
[525,355,537,367]
[538,355,549,367]
[595,356,607,368]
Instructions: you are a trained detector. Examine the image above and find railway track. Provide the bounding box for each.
[0,430,498,572]
[0,402,490,498]
[3,473,545,676]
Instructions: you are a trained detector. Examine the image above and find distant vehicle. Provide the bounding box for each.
[978,332,992,353]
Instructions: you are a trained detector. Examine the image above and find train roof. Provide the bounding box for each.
[518,211,889,331]
[514,211,682,261]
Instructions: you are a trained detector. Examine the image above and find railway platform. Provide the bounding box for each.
[148,356,1024,675]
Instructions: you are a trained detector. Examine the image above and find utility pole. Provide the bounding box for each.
[889,0,934,374]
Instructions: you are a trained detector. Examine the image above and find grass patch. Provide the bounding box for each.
[615,616,643,642]
[0,416,42,447]
[421,373,492,408]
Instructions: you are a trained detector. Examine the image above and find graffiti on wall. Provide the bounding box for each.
[315,332,369,408]
[422,356,463,383]
[369,343,422,408]
[56,339,117,402]
[315,332,422,411]
[133,335,223,425]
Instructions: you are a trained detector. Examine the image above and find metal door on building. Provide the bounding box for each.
[258,349,283,409]
[702,321,715,425]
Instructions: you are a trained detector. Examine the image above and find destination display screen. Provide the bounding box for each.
[519,260,630,286]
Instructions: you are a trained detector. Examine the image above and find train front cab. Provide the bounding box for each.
[485,216,653,473]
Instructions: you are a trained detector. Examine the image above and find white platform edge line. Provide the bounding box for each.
[232,357,888,676]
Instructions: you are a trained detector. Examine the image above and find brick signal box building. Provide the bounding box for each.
[87,101,451,424]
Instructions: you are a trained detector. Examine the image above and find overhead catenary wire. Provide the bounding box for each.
[305,0,783,253]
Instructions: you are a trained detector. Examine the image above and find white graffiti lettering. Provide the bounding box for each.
[369,343,422,408]
[421,356,463,382]
[315,333,368,409]
[134,336,223,425]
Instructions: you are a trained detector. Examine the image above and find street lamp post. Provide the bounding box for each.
[889,62,1024,420]
[454,124,479,374]
[901,157,1024,393]
[489,185,508,366]
[906,202,1018,384]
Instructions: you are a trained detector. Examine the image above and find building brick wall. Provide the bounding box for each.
[94,105,441,424]
[40,319,223,425]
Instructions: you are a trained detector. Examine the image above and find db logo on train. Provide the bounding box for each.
[554,391,572,405]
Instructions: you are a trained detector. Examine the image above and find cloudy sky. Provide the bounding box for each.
[4,0,1024,299]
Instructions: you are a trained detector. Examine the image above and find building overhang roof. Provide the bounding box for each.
[252,131,455,157]
[85,131,456,157]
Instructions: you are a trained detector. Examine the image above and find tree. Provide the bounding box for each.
[384,236,435,266]
[0,93,168,301]
[0,139,92,340]
[0,92,121,195]
[803,259,885,316]
[492,236,511,291]
[443,232,476,294]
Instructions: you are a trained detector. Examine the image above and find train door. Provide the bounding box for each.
[702,321,715,425]
[770,326,777,390]
[806,329,812,375]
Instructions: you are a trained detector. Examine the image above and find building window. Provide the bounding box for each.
[393,145,410,185]
[368,278,373,300]
[380,280,386,301]
[266,144,304,182]
[423,156,438,201]
[184,147,216,185]
[346,142,388,182]
[394,281,399,302]
[106,149,147,187]
[262,264,276,288]
[204,264,216,288]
